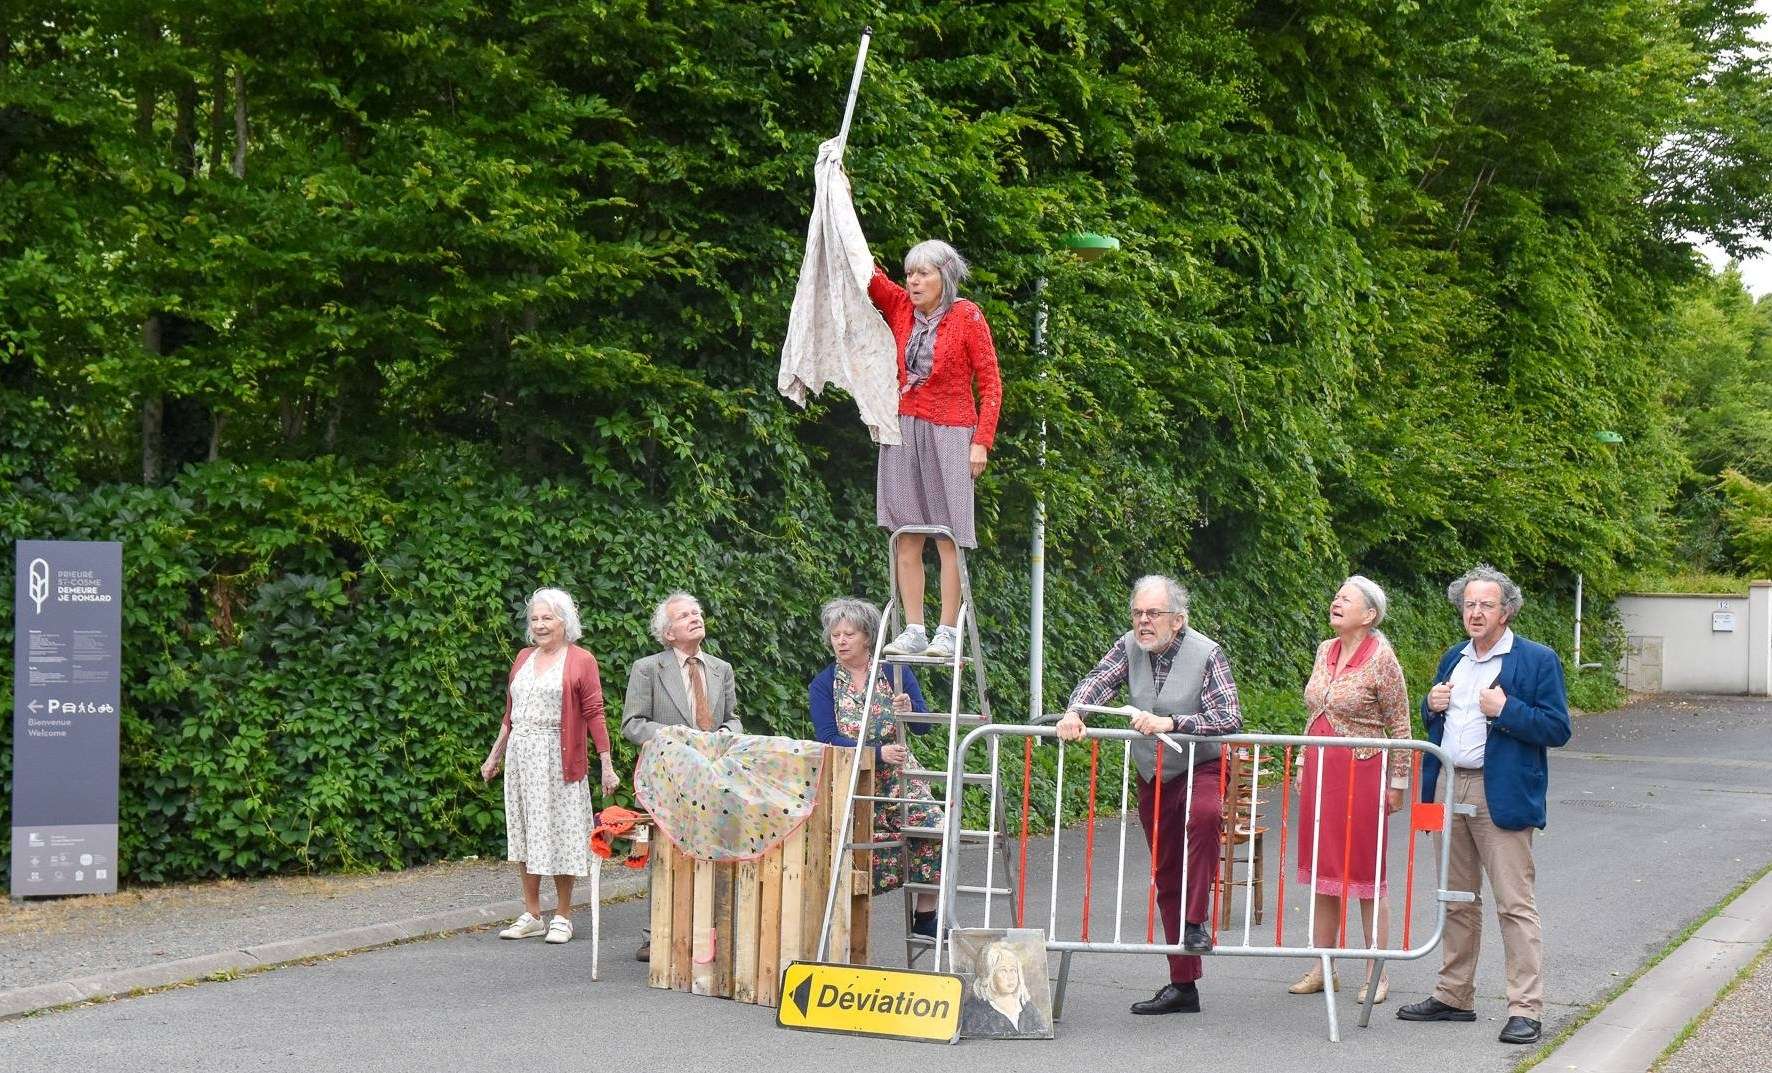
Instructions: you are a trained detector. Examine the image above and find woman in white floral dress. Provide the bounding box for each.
[481,588,620,945]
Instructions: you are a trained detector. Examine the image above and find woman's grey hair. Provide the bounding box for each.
[1343,574,1388,626]
[526,587,584,644]
[820,597,882,646]
[1130,574,1190,617]
[1447,564,1524,620]
[648,591,700,646]
[904,239,970,306]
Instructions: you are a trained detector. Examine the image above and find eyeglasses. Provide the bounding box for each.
[1131,609,1178,622]
[1462,600,1501,613]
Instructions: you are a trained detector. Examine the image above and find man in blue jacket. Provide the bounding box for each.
[1397,565,1571,1045]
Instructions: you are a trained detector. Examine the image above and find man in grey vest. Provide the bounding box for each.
[1056,575,1243,1015]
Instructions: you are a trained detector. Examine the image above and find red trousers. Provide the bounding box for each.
[1136,759,1223,984]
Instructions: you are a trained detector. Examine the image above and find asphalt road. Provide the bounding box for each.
[4,695,1768,1072]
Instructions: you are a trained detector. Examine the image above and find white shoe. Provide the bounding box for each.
[882,624,929,656]
[544,916,573,944]
[923,627,958,660]
[500,912,547,939]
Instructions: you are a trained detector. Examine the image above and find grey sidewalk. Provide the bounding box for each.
[1655,937,1772,1073]
[0,857,647,1018]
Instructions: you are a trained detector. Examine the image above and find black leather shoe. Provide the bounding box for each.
[910,911,938,939]
[1130,983,1201,1015]
[635,941,650,963]
[1182,923,1213,954]
[1498,1016,1542,1044]
[1396,997,1476,1022]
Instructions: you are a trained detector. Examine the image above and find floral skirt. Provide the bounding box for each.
[869,768,944,893]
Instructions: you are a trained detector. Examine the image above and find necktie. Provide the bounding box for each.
[686,656,715,731]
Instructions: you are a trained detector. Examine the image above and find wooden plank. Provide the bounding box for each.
[777,820,807,971]
[756,843,784,1008]
[800,748,835,964]
[647,845,673,990]
[712,861,735,998]
[732,857,760,1004]
[670,843,694,992]
[691,858,716,995]
[849,754,873,966]
[826,748,854,963]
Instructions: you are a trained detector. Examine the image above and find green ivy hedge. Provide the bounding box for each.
[0,448,1620,884]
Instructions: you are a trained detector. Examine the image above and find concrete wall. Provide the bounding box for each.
[1616,582,1771,695]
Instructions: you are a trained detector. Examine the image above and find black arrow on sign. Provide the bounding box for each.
[791,974,813,1018]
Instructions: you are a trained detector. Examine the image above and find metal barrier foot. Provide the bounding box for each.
[1321,954,1341,1042]
[1053,950,1074,1021]
[1356,957,1386,1028]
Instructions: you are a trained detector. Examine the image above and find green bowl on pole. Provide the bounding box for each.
[1062,232,1120,261]
[1594,430,1623,445]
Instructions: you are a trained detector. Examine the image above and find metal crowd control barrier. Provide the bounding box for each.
[936,716,1474,1042]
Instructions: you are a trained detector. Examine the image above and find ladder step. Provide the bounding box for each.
[904,881,1011,896]
[902,767,993,785]
[880,652,974,666]
[843,840,903,851]
[849,794,915,804]
[900,826,994,841]
[897,711,987,726]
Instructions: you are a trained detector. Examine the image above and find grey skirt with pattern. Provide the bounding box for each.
[876,414,977,548]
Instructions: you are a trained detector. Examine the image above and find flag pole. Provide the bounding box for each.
[836,26,873,153]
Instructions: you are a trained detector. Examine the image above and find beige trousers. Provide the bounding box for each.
[1433,768,1544,1018]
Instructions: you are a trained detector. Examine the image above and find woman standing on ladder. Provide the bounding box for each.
[867,238,1002,659]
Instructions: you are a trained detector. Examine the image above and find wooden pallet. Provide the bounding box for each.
[648,744,873,1007]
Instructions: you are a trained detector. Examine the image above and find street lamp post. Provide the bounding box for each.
[1029,232,1119,723]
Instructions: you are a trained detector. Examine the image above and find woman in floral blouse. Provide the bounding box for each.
[808,597,944,938]
[1290,575,1413,1004]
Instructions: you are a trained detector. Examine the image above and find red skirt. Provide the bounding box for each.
[1295,713,1391,898]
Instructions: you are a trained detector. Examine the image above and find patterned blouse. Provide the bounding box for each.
[1302,635,1413,786]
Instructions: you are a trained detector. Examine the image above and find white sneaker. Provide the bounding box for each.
[500,912,547,939]
[882,623,929,656]
[923,626,958,660]
[544,916,574,944]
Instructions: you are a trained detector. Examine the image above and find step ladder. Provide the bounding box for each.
[815,524,1017,972]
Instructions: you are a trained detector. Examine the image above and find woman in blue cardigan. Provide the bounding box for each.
[809,597,943,937]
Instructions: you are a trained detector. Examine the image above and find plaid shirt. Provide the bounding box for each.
[1067,629,1243,735]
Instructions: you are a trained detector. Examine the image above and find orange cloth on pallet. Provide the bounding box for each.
[589,806,651,870]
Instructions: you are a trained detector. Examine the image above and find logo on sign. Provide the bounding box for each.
[777,961,963,1044]
[28,557,49,613]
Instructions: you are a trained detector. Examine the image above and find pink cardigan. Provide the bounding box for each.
[503,644,611,783]
[868,267,1003,449]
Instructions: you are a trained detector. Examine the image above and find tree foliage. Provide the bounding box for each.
[3,1,1769,881]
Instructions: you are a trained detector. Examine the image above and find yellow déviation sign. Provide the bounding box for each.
[776,961,964,1044]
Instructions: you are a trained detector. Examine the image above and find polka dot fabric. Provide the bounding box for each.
[634,725,826,862]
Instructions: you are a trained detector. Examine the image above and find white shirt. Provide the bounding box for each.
[1442,628,1514,769]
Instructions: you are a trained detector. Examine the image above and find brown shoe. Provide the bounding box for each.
[635,941,650,963]
[1287,964,1338,994]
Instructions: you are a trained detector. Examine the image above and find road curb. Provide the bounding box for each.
[1535,867,1772,1073]
[0,869,648,1021]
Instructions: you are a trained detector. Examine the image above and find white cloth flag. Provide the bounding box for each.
[777,137,901,445]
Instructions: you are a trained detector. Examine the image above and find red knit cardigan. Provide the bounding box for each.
[502,644,611,784]
[868,267,1003,449]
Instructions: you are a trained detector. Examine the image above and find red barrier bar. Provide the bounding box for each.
[1212,755,1226,944]
[1016,736,1033,928]
[1276,746,1293,947]
[1147,746,1164,943]
[1081,740,1100,940]
[1338,746,1355,948]
[1403,751,1421,949]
